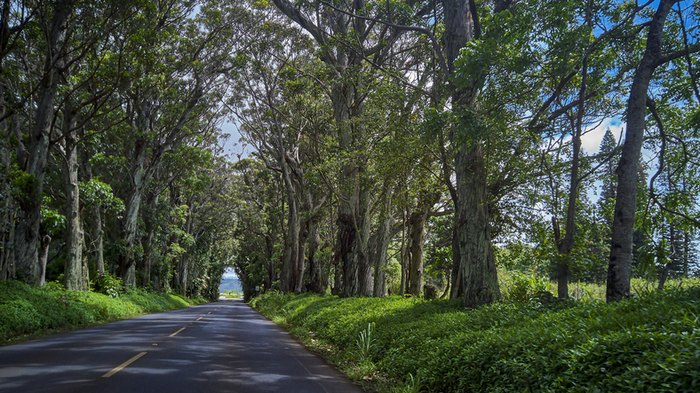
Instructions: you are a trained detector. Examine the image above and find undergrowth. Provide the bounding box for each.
[0,280,207,344]
[251,286,700,393]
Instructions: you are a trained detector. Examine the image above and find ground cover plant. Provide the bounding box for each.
[0,280,207,345]
[252,283,700,393]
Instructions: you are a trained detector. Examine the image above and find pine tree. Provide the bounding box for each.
[598,129,618,227]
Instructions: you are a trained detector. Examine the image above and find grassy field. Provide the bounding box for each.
[252,281,700,393]
[219,290,243,299]
[0,280,207,345]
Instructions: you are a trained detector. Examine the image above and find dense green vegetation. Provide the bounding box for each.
[252,282,700,392]
[0,280,205,345]
[1,0,700,389]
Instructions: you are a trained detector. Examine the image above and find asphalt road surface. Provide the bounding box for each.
[0,299,364,393]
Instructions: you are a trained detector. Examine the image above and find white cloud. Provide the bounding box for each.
[581,117,624,154]
[222,267,238,279]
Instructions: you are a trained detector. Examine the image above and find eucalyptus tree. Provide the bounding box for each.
[607,0,700,301]
[112,0,238,286]
[269,0,427,296]
[3,0,137,287]
[229,158,285,297]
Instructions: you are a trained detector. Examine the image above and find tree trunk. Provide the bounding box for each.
[93,205,105,276]
[81,151,105,277]
[280,164,300,293]
[607,0,674,302]
[356,184,373,296]
[372,189,393,297]
[400,215,409,295]
[0,116,14,281]
[407,210,427,296]
[449,220,463,300]
[456,145,500,307]
[119,137,147,287]
[295,217,308,293]
[264,235,274,290]
[38,234,50,286]
[62,119,88,290]
[140,191,158,287]
[14,2,72,285]
[443,0,502,307]
[306,217,324,293]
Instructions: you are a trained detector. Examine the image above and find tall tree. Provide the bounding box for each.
[607,0,699,302]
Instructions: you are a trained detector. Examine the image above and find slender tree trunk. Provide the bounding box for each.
[683,232,689,277]
[295,217,308,293]
[372,188,393,297]
[81,151,105,277]
[280,166,300,293]
[140,191,158,287]
[38,234,50,286]
[62,118,88,290]
[449,222,463,300]
[400,213,409,295]
[307,217,324,293]
[407,210,428,296]
[356,184,373,296]
[264,235,274,290]
[120,137,147,287]
[94,206,104,276]
[607,0,675,302]
[0,114,13,281]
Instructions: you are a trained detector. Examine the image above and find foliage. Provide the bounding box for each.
[356,322,376,361]
[252,285,700,393]
[0,280,206,344]
[93,273,124,298]
[79,178,125,213]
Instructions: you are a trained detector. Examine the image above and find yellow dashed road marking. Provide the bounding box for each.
[169,327,186,337]
[102,352,147,378]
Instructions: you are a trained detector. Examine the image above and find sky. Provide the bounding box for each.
[219,119,250,160]
[222,267,238,279]
[581,117,624,154]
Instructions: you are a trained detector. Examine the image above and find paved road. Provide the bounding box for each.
[0,299,364,393]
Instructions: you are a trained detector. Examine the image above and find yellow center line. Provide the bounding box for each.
[102,352,147,378]
[169,327,186,337]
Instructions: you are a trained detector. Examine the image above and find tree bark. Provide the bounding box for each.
[119,136,147,287]
[62,112,88,290]
[139,191,158,287]
[280,160,300,293]
[271,0,371,297]
[607,0,675,302]
[372,187,393,297]
[38,234,50,286]
[406,209,427,296]
[442,0,502,307]
[356,184,373,296]
[306,217,324,293]
[14,1,72,286]
[456,145,500,307]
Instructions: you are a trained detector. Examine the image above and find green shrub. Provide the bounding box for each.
[93,274,123,298]
[252,286,700,393]
[0,280,207,344]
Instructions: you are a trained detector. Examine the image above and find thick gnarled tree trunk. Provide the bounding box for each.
[14,1,72,286]
[443,0,501,307]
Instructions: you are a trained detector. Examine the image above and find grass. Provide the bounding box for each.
[219,290,243,299]
[251,282,700,393]
[0,280,207,345]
